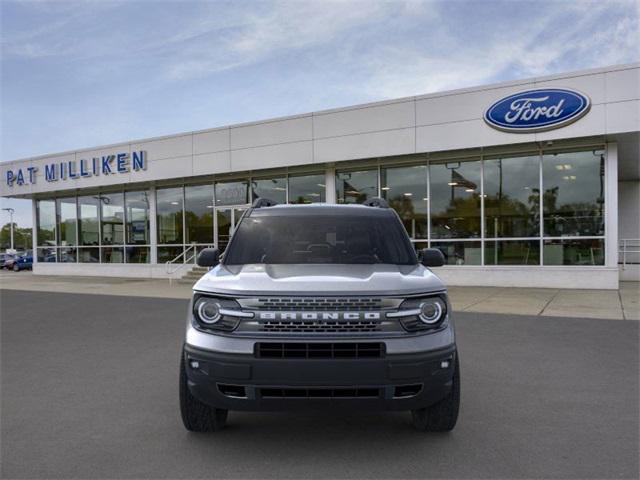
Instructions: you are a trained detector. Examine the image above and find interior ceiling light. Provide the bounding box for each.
[381,187,390,190]
[447,182,458,186]
[403,192,413,196]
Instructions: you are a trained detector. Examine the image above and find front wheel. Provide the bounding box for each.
[411,354,460,432]
[179,348,228,432]
[13,264,19,272]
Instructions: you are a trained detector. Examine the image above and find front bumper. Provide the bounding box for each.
[183,341,457,412]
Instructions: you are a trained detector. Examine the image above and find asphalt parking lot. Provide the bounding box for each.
[1,290,638,479]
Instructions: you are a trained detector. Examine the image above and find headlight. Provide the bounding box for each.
[419,298,445,324]
[386,295,447,331]
[195,298,221,324]
[192,294,253,331]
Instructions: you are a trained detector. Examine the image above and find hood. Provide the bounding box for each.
[192,263,445,296]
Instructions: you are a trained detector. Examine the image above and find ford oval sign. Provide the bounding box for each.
[484,88,591,133]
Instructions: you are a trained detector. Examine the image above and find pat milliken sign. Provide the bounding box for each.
[484,88,591,133]
[5,151,147,187]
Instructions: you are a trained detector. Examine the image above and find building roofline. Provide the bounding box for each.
[3,61,639,165]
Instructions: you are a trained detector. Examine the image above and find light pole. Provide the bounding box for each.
[2,207,15,251]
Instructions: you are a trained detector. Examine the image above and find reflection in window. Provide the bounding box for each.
[543,238,604,265]
[252,177,287,204]
[102,246,124,263]
[156,187,183,244]
[336,170,378,204]
[78,247,99,263]
[542,150,605,237]
[78,196,100,246]
[56,198,77,246]
[215,180,248,206]
[37,246,57,262]
[185,184,214,244]
[431,241,482,265]
[100,193,124,245]
[381,165,428,239]
[126,246,150,263]
[125,191,150,245]
[157,246,183,264]
[484,155,540,238]
[36,200,56,246]
[288,173,325,204]
[485,240,540,265]
[430,160,481,239]
[58,246,76,263]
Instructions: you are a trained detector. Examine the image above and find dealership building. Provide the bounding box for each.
[1,63,638,289]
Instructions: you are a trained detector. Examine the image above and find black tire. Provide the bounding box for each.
[13,264,19,272]
[411,355,460,432]
[179,349,228,432]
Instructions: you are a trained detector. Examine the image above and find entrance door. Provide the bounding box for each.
[215,207,247,252]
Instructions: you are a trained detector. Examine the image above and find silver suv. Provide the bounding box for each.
[180,198,460,432]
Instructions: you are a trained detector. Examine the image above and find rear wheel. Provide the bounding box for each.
[411,355,460,432]
[179,348,228,432]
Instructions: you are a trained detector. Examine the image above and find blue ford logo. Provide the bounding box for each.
[484,88,591,133]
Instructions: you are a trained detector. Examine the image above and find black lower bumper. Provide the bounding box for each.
[183,343,457,411]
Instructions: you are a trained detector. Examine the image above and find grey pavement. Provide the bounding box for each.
[1,270,639,320]
[1,290,638,479]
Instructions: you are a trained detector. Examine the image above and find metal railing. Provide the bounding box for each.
[619,238,640,269]
[166,243,199,283]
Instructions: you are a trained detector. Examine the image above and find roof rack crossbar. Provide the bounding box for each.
[252,198,279,208]
[362,197,389,208]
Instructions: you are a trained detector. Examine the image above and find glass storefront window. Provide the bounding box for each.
[252,177,287,204]
[484,155,540,238]
[432,241,482,265]
[101,246,124,263]
[58,246,76,263]
[77,247,99,263]
[37,246,57,262]
[381,165,428,239]
[36,200,56,246]
[126,246,150,264]
[336,169,378,204]
[288,173,325,204]
[185,184,214,244]
[485,240,540,265]
[430,160,481,239]
[100,192,124,245]
[542,150,605,237]
[125,191,150,245]
[543,238,604,265]
[56,198,77,246]
[157,246,183,264]
[77,196,100,246]
[156,187,183,244]
[215,180,248,206]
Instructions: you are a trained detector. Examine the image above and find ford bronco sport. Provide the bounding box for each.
[180,198,460,432]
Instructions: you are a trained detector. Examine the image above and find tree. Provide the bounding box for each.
[0,223,32,251]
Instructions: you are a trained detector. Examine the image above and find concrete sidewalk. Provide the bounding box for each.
[1,270,638,320]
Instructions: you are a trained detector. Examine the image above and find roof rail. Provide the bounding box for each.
[252,198,278,208]
[362,197,389,208]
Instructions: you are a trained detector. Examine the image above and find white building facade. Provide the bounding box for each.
[2,63,639,289]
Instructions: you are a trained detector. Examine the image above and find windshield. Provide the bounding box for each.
[224,214,417,265]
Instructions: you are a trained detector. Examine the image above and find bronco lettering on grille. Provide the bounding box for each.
[257,312,381,321]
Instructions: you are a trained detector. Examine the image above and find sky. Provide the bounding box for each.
[1,0,639,228]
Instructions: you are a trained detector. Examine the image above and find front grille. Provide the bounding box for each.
[260,320,381,333]
[256,342,384,359]
[260,387,381,398]
[254,297,383,311]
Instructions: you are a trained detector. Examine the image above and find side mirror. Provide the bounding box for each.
[420,248,445,267]
[196,248,220,267]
